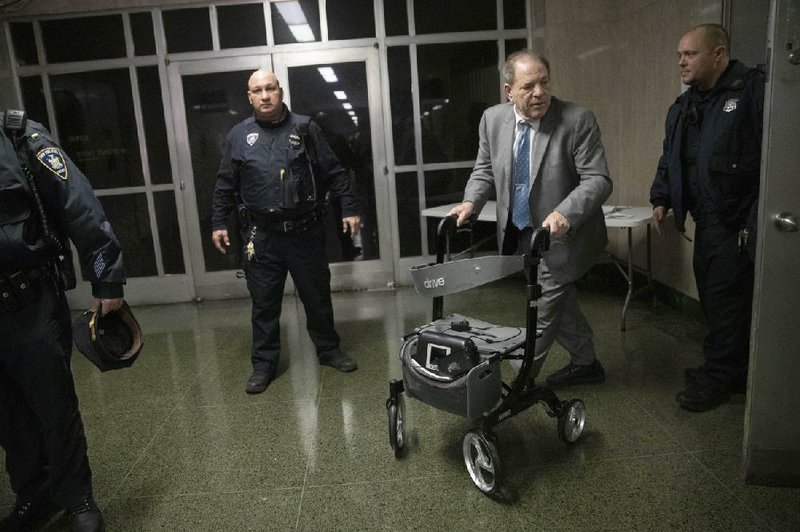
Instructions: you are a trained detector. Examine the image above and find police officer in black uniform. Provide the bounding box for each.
[650,24,764,412]
[0,113,125,531]
[212,70,360,394]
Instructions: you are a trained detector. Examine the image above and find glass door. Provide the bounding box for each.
[169,48,393,300]
[168,56,269,301]
[273,47,394,290]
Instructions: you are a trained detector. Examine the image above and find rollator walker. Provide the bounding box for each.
[386,216,587,495]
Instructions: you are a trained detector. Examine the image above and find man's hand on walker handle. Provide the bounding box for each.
[447,202,475,227]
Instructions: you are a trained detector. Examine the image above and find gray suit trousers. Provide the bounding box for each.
[515,227,597,377]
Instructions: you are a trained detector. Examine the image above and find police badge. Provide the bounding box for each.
[246,132,259,146]
[723,98,739,112]
[36,147,68,180]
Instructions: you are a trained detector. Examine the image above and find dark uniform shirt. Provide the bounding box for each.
[0,116,125,298]
[212,106,358,229]
[650,60,764,232]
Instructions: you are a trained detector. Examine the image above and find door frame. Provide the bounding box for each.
[167,47,394,300]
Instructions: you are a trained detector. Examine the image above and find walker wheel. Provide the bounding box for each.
[387,395,406,458]
[462,430,502,495]
[557,399,586,444]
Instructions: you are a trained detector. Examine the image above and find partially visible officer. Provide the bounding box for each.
[650,23,764,412]
[212,70,361,394]
[0,111,125,531]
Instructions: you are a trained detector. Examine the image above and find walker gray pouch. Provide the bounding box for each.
[414,330,479,380]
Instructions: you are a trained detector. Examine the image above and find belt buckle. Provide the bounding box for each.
[282,220,295,232]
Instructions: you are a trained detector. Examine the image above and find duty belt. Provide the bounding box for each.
[249,210,321,233]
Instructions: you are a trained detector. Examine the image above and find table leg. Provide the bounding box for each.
[621,227,634,331]
[646,223,657,307]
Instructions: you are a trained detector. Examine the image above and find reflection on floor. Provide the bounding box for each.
[2,274,799,531]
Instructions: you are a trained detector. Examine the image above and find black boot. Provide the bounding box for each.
[676,381,731,412]
[0,489,59,532]
[245,365,275,394]
[319,351,358,372]
[68,497,104,532]
[685,366,747,394]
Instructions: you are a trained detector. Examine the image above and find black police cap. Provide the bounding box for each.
[72,301,143,372]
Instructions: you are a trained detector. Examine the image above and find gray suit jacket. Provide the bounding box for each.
[463,98,612,283]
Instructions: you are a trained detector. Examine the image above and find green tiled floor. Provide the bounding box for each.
[2,276,799,531]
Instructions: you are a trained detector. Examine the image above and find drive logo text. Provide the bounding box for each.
[424,277,445,289]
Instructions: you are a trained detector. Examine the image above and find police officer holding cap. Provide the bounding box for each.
[1,111,125,531]
[212,70,360,394]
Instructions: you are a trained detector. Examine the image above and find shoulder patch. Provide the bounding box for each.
[36,147,68,180]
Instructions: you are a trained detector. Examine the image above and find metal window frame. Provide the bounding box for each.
[2,0,535,299]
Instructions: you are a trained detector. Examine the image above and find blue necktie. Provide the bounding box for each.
[512,122,531,229]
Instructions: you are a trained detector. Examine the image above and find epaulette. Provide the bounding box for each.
[728,78,744,90]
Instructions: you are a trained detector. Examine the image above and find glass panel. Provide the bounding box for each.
[163,8,212,53]
[395,171,420,257]
[218,3,267,49]
[384,0,408,36]
[424,169,497,255]
[50,69,144,189]
[41,15,125,63]
[19,76,49,130]
[287,62,379,262]
[153,191,185,274]
[10,22,37,66]
[326,0,375,40]
[137,66,172,185]
[414,0,496,34]
[387,46,415,165]
[130,12,156,56]
[506,38,528,57]
[183,70,254,273]
[271,0,321,45]
[504,0,526,29]
[97,193,157,278]
[417,41,498,163]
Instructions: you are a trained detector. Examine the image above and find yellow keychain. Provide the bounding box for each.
[246,225,257,261]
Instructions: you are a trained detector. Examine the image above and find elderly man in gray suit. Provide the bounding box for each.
[448,50,612,386]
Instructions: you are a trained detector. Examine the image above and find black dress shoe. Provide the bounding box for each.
[68,498,104,532]
[676,383,730,412]
[0,492,59,532]
[545,360,605,387]
[319,351,358,372]
[245,368,274,394]
[685,367,747,394]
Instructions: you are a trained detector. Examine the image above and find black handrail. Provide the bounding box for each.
[432,215,458,320]
[528,226,550,259]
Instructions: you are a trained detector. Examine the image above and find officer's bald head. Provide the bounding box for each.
[247,69,284,121]
[248,69,281,92]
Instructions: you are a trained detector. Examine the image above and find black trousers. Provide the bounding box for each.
[244,222,341,371]
[693,223,754,391]
[0,275,92,509]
